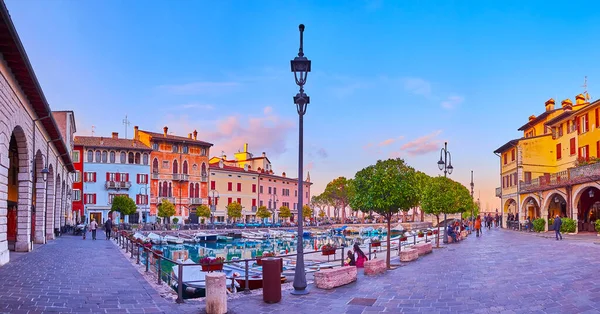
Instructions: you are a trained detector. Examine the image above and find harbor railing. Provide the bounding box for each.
[114,229,441,303]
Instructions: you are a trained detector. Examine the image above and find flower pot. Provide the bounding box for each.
[399,237,407,241]
[371,242,381,247]
[256,258,263,266]
[152,250,162,258]
[202,264,224,272]
[418,234,424,238]
[426,232,433,236]
[322,249,336,256]
[433,230,438,234]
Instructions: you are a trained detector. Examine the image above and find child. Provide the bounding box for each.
[345,250,356,266]
[353,243,368,268]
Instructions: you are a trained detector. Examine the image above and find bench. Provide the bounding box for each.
[413,243,432,256]
[364,259,386,276]
[399,248,418,262]
[314,266,357,289]
[460,230,468,238]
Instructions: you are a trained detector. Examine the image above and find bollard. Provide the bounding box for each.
[157,255,162,285]
[176,264,184,303]
[341,246,345,267]
[368,243,372,260]
[205,272,227,314]
[413,234,416,245]
[131,241,134,259]
[145,248,149,272]
[136,244,140,264]
[244,260,250,293]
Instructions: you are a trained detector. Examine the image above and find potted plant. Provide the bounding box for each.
[595,219,600,235]
[399,233,408,241]
[199,256,225,271]
[433,229,438,234]
[256,252,276,266]
[417,231,424,238]
[426,230,433,236]
[321,244,337,256]
[371,239,381,247]
[152,249,163,258]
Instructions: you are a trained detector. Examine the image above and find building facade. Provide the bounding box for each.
[495,95,600,232]
[74,133,152,224]
[0,3,75,265]
[208,143,312,223]
[136,126,212,223]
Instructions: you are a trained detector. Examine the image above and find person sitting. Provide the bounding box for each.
[353,243,368,268]
[447,224,458,243]
[345,250,356,266]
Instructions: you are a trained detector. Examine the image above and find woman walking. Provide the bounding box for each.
[475,215,482,237]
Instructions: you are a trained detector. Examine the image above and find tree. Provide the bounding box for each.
[350,158,419,269]
[278,206,291,222]
[111,195,137,222]
[197,204,211,223]
[324,177,353,221]
[318,209,326,219]
[414,171,431,222]
[226,202,243,222]
[158,199,176,224]
[462,201,480,220]
[302,205,313,222]
[256,205,271,221]
[421,176,461,247]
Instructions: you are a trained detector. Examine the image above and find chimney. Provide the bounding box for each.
[193,130,198,140]
[100,136,104,145]
[244,143,248,152]
[133,126,139,140]
[223,155,227,160]
[262,152,266,157]
[111,132,118,139]
[163,126,168,136]
[528,115,536,122]
[244,164,248,171]
[219,159,224,168]
[282,172,286,177]
[561,99,573,111]
[544,98,555,111]
[188,133,192,139]
[575,94,586,105]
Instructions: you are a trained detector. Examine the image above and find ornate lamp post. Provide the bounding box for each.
[209,190,219,228]
[290,24,311,295]
[437,141,453,243]
[470,171,474,222]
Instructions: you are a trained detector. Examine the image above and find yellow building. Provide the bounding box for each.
[495,95,600,232]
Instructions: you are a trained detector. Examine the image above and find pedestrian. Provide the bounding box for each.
[353,243,368,268]
[89,218,98,240]
[104,217,113,240]
[475,215,482,237]
[82,220,87,240]
[553,215,563,240]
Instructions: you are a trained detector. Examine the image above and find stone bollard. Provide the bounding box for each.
[205,272,227,314]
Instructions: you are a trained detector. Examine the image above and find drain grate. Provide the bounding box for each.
[348,297,377,306]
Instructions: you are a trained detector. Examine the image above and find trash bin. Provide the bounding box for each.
[262,257,282,303]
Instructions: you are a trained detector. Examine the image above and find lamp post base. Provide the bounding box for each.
[290,287,309,295]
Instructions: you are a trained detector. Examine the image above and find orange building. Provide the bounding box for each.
[134,126,212,222]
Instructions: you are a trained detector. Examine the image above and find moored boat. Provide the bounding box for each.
[194,233,218,243]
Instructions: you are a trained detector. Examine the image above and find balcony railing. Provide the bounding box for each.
[252,206,257,212]
[519,162,600,192]
[495,187,502,198]
[105,181,131,190]
[189,198,203,205]
[201,175,208,183]
[172,173,189,181]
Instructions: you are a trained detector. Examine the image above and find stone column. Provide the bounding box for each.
[205,272,227,314]
[45,180,55,240]
[0,152,9,265]
[60,189,66,228]
[54,182,62,230]
[34,177,46,244]
[15,168,32,252]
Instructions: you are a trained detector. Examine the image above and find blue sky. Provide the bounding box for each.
[6,0,600,210]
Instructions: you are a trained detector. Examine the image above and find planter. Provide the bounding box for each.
[201,264,224,272]
[256,258,263,266]
[399,237,408,241]
[152,250,162,258]
[322,249,336,256]
[417,234,424,238]
[433,230,438,234]
[371,242,381,247]
[426,232,433,236]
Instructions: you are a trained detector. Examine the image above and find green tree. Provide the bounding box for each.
[350,158,419,269]
[226,202,243,222]
[324,177,353,221]
[278,206,291,222]
[197,204,211,223]
[414,171,431,222]
[421,176,463,247]
[318,209,326,219]
[111,195,137,222]
[302,205,313,222]
[462,201,480,219]
[158,199,176,224]
[256,205,271,221]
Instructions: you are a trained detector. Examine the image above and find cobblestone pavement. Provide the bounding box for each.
[2,228,600,314]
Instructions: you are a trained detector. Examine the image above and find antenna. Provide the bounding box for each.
[122,115,131,139]
[582,76,591,101]
[91,125,96,137]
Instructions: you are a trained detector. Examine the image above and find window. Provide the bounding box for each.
[524,172,532,184]
[252,199,256,207]
[228,197,232,205]
[73,189,81,201]
[582,113,589,133]
[511,149,515,161]
[195,183,199,198]
[201,163,207,177]
[87,150,93,162]
[143,153,149,165]
[72,151,80,163]
[162,160,169,169]
[570,138,576,155]
[252,184,256,193]
[84,193,96,204]
[201,147,207,156]
[579,145,590,160]
[558,123,563,137]
[109,151,116,163]
[168,182,172,197]
[228,182,233,191]
[556,143,562,160]
[567,121,572,133]
[136,194,148,205]
[152,143,159,150]
[237,198,241,205]
[95,150,101,163]
[137,174,148,184]
[260,186,263,194]
[172,145,179,153]
[120,152,126,163]
[84,172,96,182]
[295,190,298,197]
[102,151,108,163]
[210,181,216,190]
[183,161,188,174]
[597,141,600,158]
[172,159,178,174]
[268,187,272,194]
[75,171,81,182]
[306,191,308,198]
[183,146,189,154]
[260,200,263,207]
[128,152,134,164]
[503,153,507,165]
[273,187,277,195]
[152,159,159,173]
[237,183,242,192]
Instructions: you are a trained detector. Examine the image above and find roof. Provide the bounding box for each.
[208,163,260,175]
[74,136,152,151]
[544,111,574,126]
[0,2,74,172]
[517,109,557,131]
[138,129,213,147]
[493,139,520,154]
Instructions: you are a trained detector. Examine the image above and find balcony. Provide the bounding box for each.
[105,181,131,190]
[495,187,502,198]
[252,206,257,212]
[201,175,208,183]
[156,197,175,204]
[520,162,600,192]
[151,172,159,180]
[172,173,189,181]
[189,198,203,205]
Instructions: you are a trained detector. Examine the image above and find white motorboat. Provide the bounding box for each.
[242,232,267,240]
[194,233,218,242]
[147,232,164,244]
[164,235,184,244]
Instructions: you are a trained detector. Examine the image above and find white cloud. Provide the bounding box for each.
[158,81,240,95]
[401,77,433,97]
[441,95,464,109]
[397,130,443,156]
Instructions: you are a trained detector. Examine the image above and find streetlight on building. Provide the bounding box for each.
[209,189,219,228]
[290,23,311,296]
[437,141,453,244]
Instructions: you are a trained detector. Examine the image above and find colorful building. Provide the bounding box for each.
[135,126,212,223]
[495,95,600,232]
[74,133,152,224]
[208,143,312,223]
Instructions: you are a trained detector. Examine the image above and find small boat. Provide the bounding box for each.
[147,232,164,244]
[194,233,218,243]
[333,226,347,234]
[227,232,242,239]
[164,235,184,244]
[178,233,197,244]
[242,232,267,240]
[217,235,233,243]
[225,264,286,290]
[390,225,405,235]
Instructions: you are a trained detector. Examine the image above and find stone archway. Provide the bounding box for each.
[503,198,517,214]
[573,185,600,232]
[521,196,541,220]
[544,193,567,220]
[45,164,55,240]
[32,150,46,244]
[60,180,66,227]
[6,126,32,252]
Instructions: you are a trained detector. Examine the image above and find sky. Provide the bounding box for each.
[6,0,600,211]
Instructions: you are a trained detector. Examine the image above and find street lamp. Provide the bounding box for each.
[270,193,279,224]
[470,171,474,222]
[437,141,453,244]
[290,23,311,296]
[209,190,219,228]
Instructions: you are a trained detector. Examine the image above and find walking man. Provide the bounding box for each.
[90,218,98,240]
[553,215,563,240]
[475,215,482,237]
[104,217,113,240]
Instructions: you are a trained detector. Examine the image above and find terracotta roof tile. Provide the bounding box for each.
[139,129,213,146]
[74,136,152,150]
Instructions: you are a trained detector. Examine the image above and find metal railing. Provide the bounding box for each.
[105,180,132,189]
[173,173,189,181]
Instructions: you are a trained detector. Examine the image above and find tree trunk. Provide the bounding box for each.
[436,215,440,248]
[386,214,391,269]
[421,208,424,222]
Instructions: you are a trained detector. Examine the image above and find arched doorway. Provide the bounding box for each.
[7,126,30,252]
[546,193,567,220]
[522,196,541,220]
[576,186,600,232]
[45,164,55,240]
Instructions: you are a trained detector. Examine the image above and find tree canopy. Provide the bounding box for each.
[158,199,176,220]
[226,202,243,221]
[278,206,292,219]
[318,209,326,218]
[302,205,313,221]
[323,177,353,220]
[256,205,271,219]
[111,195,137,216]
[196,204,211,219]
